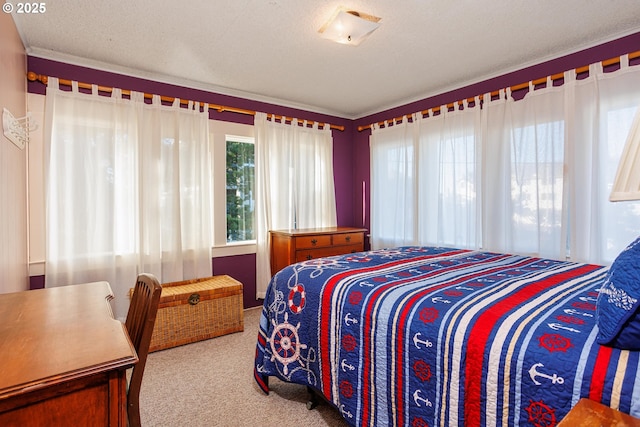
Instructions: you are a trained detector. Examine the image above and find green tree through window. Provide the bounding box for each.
[226,139,255,242]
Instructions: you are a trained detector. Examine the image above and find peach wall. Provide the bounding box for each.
[0,12,28,292]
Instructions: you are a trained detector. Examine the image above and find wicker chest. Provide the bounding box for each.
[148,275,244,352]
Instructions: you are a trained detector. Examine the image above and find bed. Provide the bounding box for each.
[254,243,640,426]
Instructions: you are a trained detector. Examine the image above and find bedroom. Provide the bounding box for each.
[2,1,640,426]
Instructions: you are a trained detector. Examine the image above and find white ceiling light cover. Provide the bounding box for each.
[319,9,381,46]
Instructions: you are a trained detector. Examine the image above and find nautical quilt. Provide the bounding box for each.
[254,247,640,426]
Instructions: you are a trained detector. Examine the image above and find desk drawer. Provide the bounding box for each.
[295,235,331,249]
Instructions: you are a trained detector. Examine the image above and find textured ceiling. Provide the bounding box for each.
[10,0,640,119]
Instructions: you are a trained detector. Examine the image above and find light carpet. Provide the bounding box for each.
[140,307,349,426]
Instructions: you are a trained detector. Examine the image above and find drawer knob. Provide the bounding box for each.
[306,255,313,260]
[311,239,318,246]
[345,236,351,242]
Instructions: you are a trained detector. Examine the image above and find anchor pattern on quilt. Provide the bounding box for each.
[528,363,564,386]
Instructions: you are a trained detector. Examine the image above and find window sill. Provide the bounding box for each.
[211,242,257,257]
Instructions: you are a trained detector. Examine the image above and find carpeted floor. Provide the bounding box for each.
[140,307,349,426]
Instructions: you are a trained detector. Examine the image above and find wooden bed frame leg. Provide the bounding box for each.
[306,386,319,410]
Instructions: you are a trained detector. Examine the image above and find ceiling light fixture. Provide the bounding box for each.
[318,8,381,46]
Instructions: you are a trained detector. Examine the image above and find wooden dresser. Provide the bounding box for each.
[0,282,137,427]
[269,226,367,274]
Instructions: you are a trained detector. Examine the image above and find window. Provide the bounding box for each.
[226,136,255,242]
[370,125,416,248]
[210,121,255,253]
[509,120,564,255]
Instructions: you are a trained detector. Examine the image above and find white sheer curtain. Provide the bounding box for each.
[370,54,640,264]
[565,56,640,264]
[44,78,213,320]
[483,82,566,259]
[370,118,417,248]
[370,101,481,250]
[417,100,482,249]
[254,112,337,297]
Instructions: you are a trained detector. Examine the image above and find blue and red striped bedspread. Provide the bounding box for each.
[254,246,640,426]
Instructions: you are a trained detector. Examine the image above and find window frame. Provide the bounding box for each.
[210,120,256,257]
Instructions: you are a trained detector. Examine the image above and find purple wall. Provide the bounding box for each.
[27,31,640,305]
[27,57,357,228]
[29,275,44,290]
[27,57,358,307]
[350,32,640,235]
[212,254,257,309]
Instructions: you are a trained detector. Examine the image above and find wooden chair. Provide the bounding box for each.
[125,273,162,427]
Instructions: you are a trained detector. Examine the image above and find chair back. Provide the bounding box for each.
[125,273,162,427]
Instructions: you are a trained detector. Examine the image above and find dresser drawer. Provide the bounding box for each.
[332,232,363,245]
[295,244,363,263]
[295,235,331,249]
[295,247,338,262]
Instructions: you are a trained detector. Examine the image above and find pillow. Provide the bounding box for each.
[596,236,640,350]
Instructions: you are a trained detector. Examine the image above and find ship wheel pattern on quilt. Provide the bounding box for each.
[268,312,308,375]
[525,400,556,427]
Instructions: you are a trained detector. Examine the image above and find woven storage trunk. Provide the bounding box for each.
[148,275,244,352]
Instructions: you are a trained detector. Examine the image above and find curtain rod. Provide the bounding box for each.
[26,72,345,132]
[358,50,640,132]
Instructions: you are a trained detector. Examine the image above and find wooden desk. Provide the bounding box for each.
[0,282,137,427]
[558,398,640,426]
